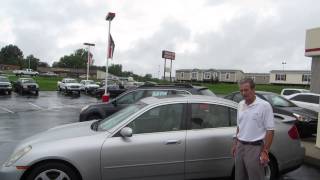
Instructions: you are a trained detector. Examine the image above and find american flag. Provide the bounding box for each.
[108,34,115,59]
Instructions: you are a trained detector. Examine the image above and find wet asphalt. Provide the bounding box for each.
[0,91,319,179]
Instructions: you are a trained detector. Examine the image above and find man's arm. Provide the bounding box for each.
[231,126,239,157]
[263,130,274,153]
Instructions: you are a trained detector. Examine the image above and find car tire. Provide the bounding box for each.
[25,162,80,180]
[264,157,277,180]
[7,90,12,95]
[35,90,39,96]
[19,88,23,95]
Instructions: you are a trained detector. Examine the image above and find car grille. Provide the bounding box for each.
[70,86,79,88]
[28,85,36,89]
[0,84,9,87]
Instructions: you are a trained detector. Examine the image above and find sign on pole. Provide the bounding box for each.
[162,50,175,60]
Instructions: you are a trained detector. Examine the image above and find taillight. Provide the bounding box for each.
[288,125,300,139]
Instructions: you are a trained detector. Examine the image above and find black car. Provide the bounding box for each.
[0,76,12,95]
[79,84,216,122]
[94,84,128,98]
[225,91,318,137]
[13,78,39,96]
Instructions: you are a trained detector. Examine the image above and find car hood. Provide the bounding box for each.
[66,83,81,86]
[278,106,318,120]
[16,121,105,150]
[23,83,38,86]
[0,82,11,85]
[86,84,99,88]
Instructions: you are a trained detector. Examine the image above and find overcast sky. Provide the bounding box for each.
[1,0,319,77]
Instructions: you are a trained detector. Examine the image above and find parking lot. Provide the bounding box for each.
[0,91,319,180]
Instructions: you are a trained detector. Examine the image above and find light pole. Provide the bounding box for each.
[102,12,115,102]
[84,42,95,80]
[282,61,286,72]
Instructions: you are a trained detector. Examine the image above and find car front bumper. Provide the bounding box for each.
[0,165,24,180]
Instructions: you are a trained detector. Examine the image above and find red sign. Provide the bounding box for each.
[162,50,175,60]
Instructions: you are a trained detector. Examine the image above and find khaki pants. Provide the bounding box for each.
[235,142,265,180]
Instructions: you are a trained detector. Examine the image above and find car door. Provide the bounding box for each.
[101,103,187,180]
[185,103,237,179]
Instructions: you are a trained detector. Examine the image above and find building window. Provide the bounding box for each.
[204,72,211,79]
[302,74,311,82]
[275,74,286,81]
[192,72,197,79]
[181,72,184,78]
[226,73,230,79]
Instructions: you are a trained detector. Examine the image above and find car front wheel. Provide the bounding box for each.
[264,158,277,180]
[25,162,80,180]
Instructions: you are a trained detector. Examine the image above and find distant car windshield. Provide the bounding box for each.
[66,79,77,83]
[97,103,146,132]
[22,79,35,83]
[0,77,9,82]
[262,94,296,107]
[87,81,96,84]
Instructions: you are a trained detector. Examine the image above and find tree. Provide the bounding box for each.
[24,55,40,70]
[38,61,49,68]
[108,64,122,76]
[0,44,24,67]
[52,48,88,69]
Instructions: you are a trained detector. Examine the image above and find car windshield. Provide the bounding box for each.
[0,77,9,82]
[87,81,96,84]
[97,103,146,132]
[66,79,77,83]
[199,89,215,96]
[22,79,35,83]
[262,94,296,107]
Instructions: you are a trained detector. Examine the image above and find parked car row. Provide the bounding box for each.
[0,76,39,96]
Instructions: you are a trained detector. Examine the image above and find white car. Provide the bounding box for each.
[280,88,310,99]
[287,92,320,112]
[80,80,99,94]
[57,78,82,96]
[13,69,39,76]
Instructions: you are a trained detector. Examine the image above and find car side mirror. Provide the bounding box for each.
[120,127,133,137]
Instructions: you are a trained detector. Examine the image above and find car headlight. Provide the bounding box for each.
[293,113,312,122]
[4,146,32,167]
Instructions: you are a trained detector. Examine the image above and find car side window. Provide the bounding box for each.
[283,90,300,95]
[230,108,237,126]
[127,103,184,134]
[291,95,320,104]
[190,103,231,129]
[174,90,191,95]
[117,91,145,104]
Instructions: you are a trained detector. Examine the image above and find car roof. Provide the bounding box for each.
[140,94,237,107]
[19,78,33,80]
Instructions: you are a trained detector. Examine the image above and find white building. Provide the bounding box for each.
[270,70,311,85]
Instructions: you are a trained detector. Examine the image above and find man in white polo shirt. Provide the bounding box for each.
[231,78,274,180]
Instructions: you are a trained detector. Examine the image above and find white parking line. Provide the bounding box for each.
[0,107,14,114]
[28,103,43,110]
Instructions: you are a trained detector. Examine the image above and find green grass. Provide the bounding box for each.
[201,83,310,96]
[8,75,63,91]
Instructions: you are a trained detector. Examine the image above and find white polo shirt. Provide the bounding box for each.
[237,96,274,142]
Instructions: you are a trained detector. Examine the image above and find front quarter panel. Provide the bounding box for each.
[16,133,107,180]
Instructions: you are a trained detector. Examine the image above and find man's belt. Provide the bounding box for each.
[238,139,263,146]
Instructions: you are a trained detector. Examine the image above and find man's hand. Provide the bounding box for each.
[231,144,236,157]
[260,151,269,166]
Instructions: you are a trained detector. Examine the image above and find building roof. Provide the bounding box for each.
[270,70,311,74]
[245,73,270,76]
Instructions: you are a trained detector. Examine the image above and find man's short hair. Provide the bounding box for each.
[239,78,255,89]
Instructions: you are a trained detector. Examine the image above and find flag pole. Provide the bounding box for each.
[83,43,95,81]
[103,12,115,102]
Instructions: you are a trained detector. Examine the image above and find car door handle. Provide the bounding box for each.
[165,140,181,145]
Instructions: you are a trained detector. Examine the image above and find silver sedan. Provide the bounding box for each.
[0,95,305,180]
